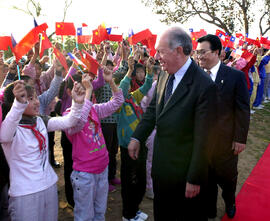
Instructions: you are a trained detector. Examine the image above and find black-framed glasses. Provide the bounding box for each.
[194,49,212,56]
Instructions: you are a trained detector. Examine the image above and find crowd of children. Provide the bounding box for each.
[0,35,269,221]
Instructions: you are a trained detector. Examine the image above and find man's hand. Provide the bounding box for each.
[128,139,140,160]
[232,141,246,155]
[185,182,200,198]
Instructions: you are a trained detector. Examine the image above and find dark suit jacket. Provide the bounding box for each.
[211,63,250,164]
[132,60,217,186]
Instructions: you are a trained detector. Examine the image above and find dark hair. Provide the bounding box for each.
[66,74,82,90]
[197,34,222,56]
[132,63,145,77]
[14,75,32,83]
[35,60,42,68]
[2,83,35,121]
[106,60,114,67]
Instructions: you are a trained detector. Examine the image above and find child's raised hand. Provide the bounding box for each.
[13,80,27,104]
[128,56,135,72]
[82,74,93,91]
[71,82,85,104]
[103,67,113,83]
[146,56,155,75]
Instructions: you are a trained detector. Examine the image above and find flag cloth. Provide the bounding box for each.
[13,23,48,62]
[39,32,52,58]
[241,50,254,62]
[77,27,92,44]
[108,34,123,42]
[82,49,99,75]
[91,29,101,44]
[97,24,109,42]
[55,22,76,36]
[128,29,152,45]
[0,36,12,50]
[260,37,268,45]
[53,46,68,72]
[67,52,87,69]
[11,34,17,48]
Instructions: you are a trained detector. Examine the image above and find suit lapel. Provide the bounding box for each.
[156,72,169,116]
[158,61,196,119]
[215,63,227,90]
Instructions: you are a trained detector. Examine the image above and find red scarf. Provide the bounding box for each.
[125,97,143,119]
[20,123,46,153]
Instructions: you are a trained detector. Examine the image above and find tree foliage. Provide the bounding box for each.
[142,0,267,35]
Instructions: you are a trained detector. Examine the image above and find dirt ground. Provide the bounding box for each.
[54,102,270,221]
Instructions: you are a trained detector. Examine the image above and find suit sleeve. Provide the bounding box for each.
[233,71,250,144]
[187,83,217,185]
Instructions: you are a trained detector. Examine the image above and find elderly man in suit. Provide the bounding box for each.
[196,34,250,219]
[128,27,217,221]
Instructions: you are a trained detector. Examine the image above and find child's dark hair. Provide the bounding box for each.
[67,74,82,90]
[132,63,145,76]
[35,60,42,68]
[2,83,35,121]
[14,75,32,83]
[106,60,114,67]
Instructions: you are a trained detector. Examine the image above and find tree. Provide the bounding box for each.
[12,0,42,18]
[259,0,270,36]
[142,0,256,35]
[12,0,73,38]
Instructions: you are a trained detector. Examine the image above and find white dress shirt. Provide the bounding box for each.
[205,61,221,82]
[171,57,192,94]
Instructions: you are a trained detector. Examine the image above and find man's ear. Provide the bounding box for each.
[176,46,183,55]
[66,88,72,97]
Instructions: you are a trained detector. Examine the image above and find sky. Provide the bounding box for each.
[0,0,218,42]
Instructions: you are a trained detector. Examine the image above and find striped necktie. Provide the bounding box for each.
[164,74,175,104]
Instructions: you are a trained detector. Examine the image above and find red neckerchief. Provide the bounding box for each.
[20,123,46,153]
[130,77,144,92]
[125,97,143,119]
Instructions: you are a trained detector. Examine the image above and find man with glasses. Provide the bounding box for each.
[197,34,250,219]
[128,27,217,221]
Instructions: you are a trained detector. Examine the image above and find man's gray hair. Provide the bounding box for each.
[167,27,193,56]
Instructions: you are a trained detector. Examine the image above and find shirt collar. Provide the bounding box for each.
[174,57,192,78]
[207,60,221,76]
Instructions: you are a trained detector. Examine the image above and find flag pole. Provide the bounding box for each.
[17,64,21,80]
[62,36,65,50]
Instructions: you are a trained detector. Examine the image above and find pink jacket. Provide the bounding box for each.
[64,89,124,174]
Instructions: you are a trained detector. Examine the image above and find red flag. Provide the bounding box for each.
[241,50,254,62]
[77,35,92,44]
[97,24,109,42]
[128,29,152,45]
[236,33,244,39]
[82,49,99,75]
[13,23,48,62]
[108,34,123,42]
[147,34,157,57]
[0,36,12,50]
[53,46,68,72]
[216,29,226,36]
[260,37,268,45]
[55,22,76,36]
[91,29,101,45]
[40,33,52,58]
[82,23,88,27]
